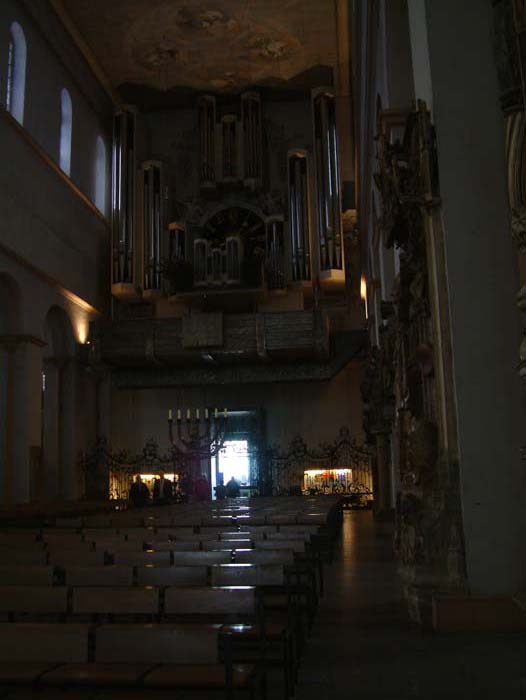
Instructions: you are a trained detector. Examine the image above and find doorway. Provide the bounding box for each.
[217,439,250,486]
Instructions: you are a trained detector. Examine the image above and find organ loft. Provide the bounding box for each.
[1,0,526,697]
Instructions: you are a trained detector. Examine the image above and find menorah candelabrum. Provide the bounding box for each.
[167,408,228,481]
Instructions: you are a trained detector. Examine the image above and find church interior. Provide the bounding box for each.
[1,0,526,697]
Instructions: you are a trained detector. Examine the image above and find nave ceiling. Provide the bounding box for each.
[60,0,338,106]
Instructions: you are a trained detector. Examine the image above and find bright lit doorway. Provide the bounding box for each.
[213,440,250,496]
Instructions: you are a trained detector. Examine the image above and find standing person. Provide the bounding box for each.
[129,474,150,508]
[179,471,193,502]
[153,471,173,505]
[194,473,212,501]
[225,476,241,498]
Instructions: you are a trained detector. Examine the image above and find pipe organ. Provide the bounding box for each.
[266,217,286,290]
[242,92,262,188]
[141,160,163,299]
[221,115,238,181]
[288,150,311,282]
[198,96,216,189]
[194,239,210,287]
[168,222,186,262]
[312,88,344,274]
[112,107,139,299]
[226,237,242,284]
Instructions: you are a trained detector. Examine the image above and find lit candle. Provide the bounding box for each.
[168,409,173,421]
[196,408,200,420]
[177,409,182,421]
[205,408,209,421]
[186,409,191,420]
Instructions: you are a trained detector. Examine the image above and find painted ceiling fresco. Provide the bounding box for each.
[62,0,337,95]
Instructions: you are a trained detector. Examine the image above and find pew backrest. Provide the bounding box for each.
[95,624,220,664]
[211,564,284,587]
[0,565,55,586]
[164,586,256,617]
[172,551,231,566]
[136,565,207,587]
[72,586,159,616]
[0,586,68,616]
[113,550,171,566]
[65,565,134,587]
[0,622,89,662]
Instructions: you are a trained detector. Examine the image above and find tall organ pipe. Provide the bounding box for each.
[112,108,136,285]
[312,89,343,271]
[288,151,311,281]
[142,161,163,292]
[242,92,262,185]
[199,96,216,187]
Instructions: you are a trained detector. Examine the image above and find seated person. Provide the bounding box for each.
[225,476,241,498]
[194,473,212,501]
[153,471,174,504]
[129,474,150,508]
[214,482,227,500]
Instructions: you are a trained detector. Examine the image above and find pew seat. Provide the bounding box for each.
[143,663,255,689]
[173,551,231,566]
[72,586,159,617]
[137,565,207,587]
[39,662,153,686]
[65,565,134,587]
[0,565,55,586]
[0,623,259,696]
[0,585,68,620]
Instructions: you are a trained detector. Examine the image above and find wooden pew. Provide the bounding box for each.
[0,622,90,683]
[173,551,232,566]
[150,541,201,552]
[137,565,208,587]
[113,550,171,566]
[0,586,68,621]
[91,623,258,696]
[65,565,134,587]
[211,564,284,587]
[0,565,56,586]
[71,586,159,621]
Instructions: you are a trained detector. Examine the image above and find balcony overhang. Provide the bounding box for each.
[89,310,334,369]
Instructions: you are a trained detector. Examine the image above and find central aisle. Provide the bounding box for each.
[290,511,526,700]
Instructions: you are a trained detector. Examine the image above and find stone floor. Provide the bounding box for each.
[289,510,526,700]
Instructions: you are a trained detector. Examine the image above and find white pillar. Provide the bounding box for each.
[42,360,60,501]
[61,359,79,500]
[415,0,526,595]
[11,339,43,504]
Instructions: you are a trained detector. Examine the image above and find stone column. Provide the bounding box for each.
[0,343,15,506]
[61,359,78,500]
[375,433,392,517]
[415,0,526,595]
[11,338,44,504]
[42,359,60,501]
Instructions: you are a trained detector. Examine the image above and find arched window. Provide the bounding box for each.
[94,135,106,213]
[6,22,27,125]
[59,88,72,176]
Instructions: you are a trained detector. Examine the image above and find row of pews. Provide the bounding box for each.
[0,496,343,699]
